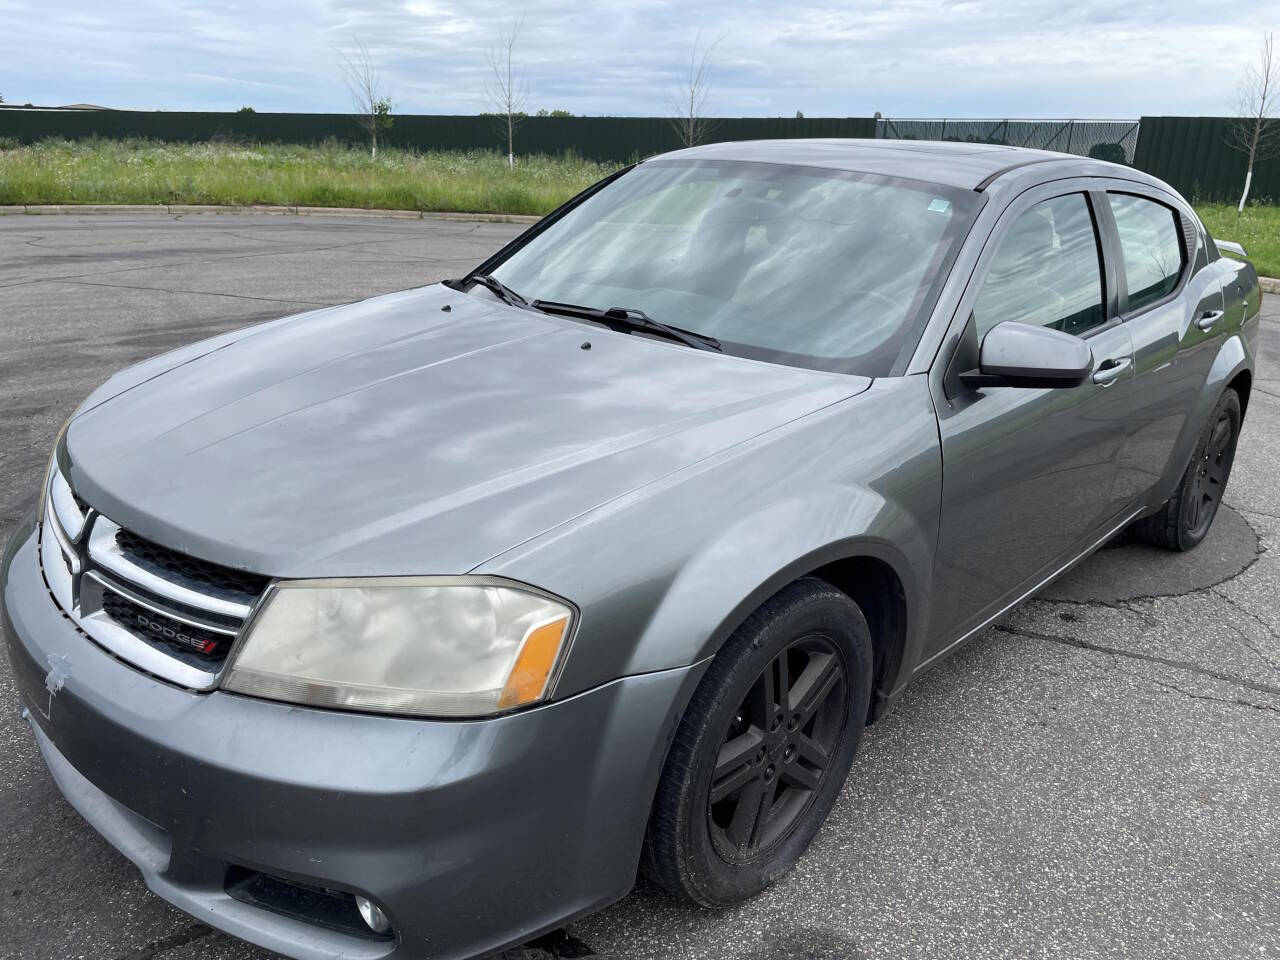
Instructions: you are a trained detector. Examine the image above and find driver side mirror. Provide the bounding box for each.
[960,321,1093,389]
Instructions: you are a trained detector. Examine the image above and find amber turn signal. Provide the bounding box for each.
[498,615,571,709]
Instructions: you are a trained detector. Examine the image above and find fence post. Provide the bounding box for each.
[1122,120,1140,163]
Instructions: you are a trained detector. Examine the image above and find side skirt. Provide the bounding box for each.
[910,505,1147,677]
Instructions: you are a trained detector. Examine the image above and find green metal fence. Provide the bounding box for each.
[0,110,874,164]
[2,109,1274,203]
[1132,116,1279,204]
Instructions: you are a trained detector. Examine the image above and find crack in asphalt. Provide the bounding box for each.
[1109,663,1280,716]
[996,623,1280,703]
[112,922,213,960]
[66,277,335,308]
[1035,509,1280,675]
[1240,506,1280,521]
[1040,595,1165,627]
[1210,586,1280,671]
[1035,505,1267,613]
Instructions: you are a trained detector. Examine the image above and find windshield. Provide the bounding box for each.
[490,159,980,375]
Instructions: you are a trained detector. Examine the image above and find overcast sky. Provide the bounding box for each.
[3,0,1277,118]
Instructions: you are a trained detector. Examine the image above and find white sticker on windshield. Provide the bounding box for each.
[927,197,952,214]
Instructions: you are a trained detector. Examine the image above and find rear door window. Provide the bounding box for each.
[1107,194,1185,312]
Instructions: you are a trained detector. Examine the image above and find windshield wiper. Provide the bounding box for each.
[467,273,532,310]
[531,300,722,352]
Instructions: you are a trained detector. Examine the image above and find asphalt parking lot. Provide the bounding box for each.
[1,211,1277,960]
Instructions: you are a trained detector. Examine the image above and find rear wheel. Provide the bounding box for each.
[642,578,872,907]
[1133,388,1241,551]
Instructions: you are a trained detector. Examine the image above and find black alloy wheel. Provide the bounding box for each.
[1133,388,1242,551]
[708,635,846,861]
[642,578,873,907]
[1183,404,1238,541]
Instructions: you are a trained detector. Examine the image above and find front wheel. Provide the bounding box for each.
[642,578,873,907]
[1133,388,1242,551]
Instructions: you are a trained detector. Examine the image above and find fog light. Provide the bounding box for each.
[355,895,392,935]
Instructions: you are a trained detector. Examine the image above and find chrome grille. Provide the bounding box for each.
[49,468,88,543]
[114,528,268,605]
[100,590,233,659]
[40,466,269,689]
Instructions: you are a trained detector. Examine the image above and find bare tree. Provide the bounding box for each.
[340,38,393,158]
[486,18,528,169]
[1227,32,1280,213]
[669,33,722,148]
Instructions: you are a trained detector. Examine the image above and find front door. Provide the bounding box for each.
[926,189,1135,660]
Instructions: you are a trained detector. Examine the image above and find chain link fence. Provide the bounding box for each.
[876,118,1140,164]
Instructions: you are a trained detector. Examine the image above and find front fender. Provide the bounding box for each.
[635,486,930,685]
[482,377,943,705]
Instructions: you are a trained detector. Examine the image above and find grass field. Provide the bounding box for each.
[1,139,1276,277]
[0,139,615,216]
[1195,203,1280,280]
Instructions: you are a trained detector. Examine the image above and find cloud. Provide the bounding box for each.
[1,0,1276,118]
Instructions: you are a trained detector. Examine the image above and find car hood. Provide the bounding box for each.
[65,285,868,577]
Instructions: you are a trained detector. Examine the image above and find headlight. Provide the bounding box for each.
[222,577,576,718]
[36,419,72,525]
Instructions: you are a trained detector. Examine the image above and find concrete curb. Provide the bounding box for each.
[0,203,541,224]
[1259,276,1279,295]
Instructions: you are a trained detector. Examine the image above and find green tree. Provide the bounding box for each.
[1087,142,1126,165]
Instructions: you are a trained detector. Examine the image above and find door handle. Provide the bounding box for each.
[1196,309,1224,332]
[1092,356,1132,385]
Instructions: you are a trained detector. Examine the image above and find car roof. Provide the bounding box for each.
[649,138,1134,192]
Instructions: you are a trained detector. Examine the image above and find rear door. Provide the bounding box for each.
[1098,190,1223,505]
[925,185,1134,661]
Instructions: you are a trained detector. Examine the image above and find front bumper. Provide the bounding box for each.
[2,517,701,960]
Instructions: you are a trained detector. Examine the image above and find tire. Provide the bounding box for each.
[1133,388,1242,552]
[642,577,873,908]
